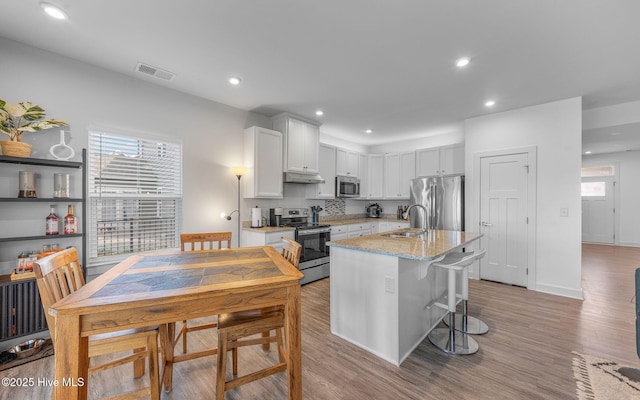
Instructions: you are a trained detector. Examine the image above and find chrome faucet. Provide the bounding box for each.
[405,204,428,237]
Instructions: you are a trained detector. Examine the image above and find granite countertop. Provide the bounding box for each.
[324,216,408,226]
[241,216,408,232]
[241,223,295,233]
[328,228,482,261]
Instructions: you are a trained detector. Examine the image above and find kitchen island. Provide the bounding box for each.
[328,228,482,365]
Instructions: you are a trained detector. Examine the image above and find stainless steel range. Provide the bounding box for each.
[270,208,330,285]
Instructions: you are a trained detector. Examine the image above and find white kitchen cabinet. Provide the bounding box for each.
[383,151,415,199]
[361,154,384,199]
[243,126,283,198]
[336,148,359,177]
[330,225,348,241]
[307,144,336,199]
[415,144,464,176]
[358,153,369,199]
[272,113,320,174]
[347,222,376,238]
[240,229,295,252]
[378,221,410,233]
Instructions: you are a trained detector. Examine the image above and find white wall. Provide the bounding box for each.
[368,128,464,154]
[465,97,583,299]
[0,38,271,274]
[583,150,640,247]
[320,133,368,153]
[583,100,640,129]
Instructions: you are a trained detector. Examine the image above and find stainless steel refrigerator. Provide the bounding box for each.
[409,175,464,231]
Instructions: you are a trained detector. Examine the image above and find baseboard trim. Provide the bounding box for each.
[535,283,584,300]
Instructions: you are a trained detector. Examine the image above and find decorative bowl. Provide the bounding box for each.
[7,339,45,359]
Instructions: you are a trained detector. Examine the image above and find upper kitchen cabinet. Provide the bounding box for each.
[359,154,384,199]
[272,113,320,174]
[243,126,283,199]
[415,143,464,176]
[383,151,415,199]
[336,148,359,177]
[306,143,336,199]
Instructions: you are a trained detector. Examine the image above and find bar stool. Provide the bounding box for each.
[428,250,485,355]
[443,249,489,335]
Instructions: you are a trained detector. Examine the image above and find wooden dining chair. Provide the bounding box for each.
[180,231,232,252]
[177,231,232,357]
[215,237,302,400]
[33,247,161,400]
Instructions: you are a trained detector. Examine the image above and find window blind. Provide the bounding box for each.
[88,131,182,263]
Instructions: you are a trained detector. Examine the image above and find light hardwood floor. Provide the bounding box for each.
[1,243,638,399]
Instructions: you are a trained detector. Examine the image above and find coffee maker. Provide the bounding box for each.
[269,207,283,227]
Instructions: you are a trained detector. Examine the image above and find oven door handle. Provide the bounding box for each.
[297,227,332,235]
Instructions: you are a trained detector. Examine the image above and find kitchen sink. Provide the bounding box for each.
[381,229,425,239]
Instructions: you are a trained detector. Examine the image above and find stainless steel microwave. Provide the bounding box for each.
[336,175,360,198]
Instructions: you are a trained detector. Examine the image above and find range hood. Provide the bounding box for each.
[283,171,325,184]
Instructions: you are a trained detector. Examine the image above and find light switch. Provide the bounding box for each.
[560,208,569,217]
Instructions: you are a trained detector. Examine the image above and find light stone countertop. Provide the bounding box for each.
[241,216,408,232]
[328,228,482,261]
[322,217,408,226]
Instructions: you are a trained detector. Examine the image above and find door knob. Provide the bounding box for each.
[481,221,493,227]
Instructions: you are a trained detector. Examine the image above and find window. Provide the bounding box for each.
[88,131,182,264]
[581,165,614,177]
[581,182,606,197]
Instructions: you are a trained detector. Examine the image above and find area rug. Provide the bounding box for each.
[0,338,54,372]
[572,351,640,400]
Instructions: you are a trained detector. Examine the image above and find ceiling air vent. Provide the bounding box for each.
[135,62,175,81]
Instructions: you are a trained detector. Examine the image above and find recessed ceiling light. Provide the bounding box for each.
[40,2,68,20]
[315,110,324,116]
[455,57,470,68]
[585,151,592,154]
[484,100,496,107]
[365,129,373,134]
[228,77,241,85]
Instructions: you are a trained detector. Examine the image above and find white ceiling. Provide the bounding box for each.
[1,1,640,153]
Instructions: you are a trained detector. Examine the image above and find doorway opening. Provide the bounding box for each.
[581,165,616,244]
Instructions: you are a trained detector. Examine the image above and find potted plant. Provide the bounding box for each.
[0,98,68,157]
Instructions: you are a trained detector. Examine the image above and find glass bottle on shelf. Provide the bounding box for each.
[64,204,77,234]
[45,205,59,235]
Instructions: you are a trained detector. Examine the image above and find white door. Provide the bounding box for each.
[479,153,529,286]
[581,176,615,244]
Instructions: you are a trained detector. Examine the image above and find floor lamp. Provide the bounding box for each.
[230,166,247,247]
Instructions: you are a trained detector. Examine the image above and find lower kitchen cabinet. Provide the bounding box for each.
[378,221,410,233]
[330,225,348,241]
[347,222,377,238]
[330,221,379,240]
[240,229,295,253]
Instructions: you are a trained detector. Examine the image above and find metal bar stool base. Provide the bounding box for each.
[428,328,479,355]
[444,314,489,335]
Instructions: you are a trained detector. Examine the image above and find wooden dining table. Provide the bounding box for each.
[48,246,304,400]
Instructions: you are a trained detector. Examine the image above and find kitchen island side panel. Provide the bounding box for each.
[330,246,400,364]
[330,246,453,365]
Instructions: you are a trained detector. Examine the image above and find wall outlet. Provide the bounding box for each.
[384,276,395,293]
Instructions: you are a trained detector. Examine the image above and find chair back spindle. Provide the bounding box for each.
[180,232,232,251]
[281,237,302,268]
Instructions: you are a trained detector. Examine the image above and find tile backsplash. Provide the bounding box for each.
[324,198,346,215]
